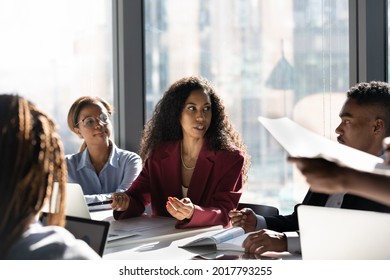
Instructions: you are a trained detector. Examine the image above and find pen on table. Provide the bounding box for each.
[87,200,113,207]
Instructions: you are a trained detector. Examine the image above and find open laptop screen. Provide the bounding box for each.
[42,183,92,219]
[40,213,110,257]
[298,205,390,260]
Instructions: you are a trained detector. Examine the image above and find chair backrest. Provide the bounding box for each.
[237,203,279,216]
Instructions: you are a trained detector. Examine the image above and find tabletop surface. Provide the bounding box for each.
[90,210,300,260]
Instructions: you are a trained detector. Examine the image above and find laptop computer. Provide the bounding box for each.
[64,183,92,219]
[298,205,390,260]
[40,213,110,257]
[42,182,91,219]
[43,182,136,242]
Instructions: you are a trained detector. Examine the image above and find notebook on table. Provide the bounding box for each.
[297,205,390,260]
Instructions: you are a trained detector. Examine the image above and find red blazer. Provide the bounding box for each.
[114,141,244,228]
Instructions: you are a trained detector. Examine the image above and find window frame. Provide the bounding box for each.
[112,0,145,152]
[113,0,388,153]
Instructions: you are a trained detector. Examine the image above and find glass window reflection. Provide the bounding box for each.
[144,0,349,213]
[0,0,113,154]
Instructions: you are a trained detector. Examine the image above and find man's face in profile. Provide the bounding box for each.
[335,98,382,155]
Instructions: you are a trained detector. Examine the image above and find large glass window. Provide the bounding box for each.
[144,0,349,214]
[0,0,113,154]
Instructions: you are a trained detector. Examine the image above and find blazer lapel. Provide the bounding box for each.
[160,142,182,198]
[187,146,215,204]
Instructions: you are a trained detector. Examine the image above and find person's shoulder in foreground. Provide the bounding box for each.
[0,94,100,260]
[6,221,100,260]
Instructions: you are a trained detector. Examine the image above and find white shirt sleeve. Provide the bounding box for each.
[284,231,301,254]
[255,215,268,230]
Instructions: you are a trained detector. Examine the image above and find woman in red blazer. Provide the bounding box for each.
[111,76,250,228]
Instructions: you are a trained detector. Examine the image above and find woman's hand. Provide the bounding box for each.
[110,192,130,211]
[166,196,195,220]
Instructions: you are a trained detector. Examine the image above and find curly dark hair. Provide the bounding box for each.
[140,76,250,183]
[347,81,390,136]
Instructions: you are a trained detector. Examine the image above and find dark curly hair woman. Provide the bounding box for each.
[111,76,250,228]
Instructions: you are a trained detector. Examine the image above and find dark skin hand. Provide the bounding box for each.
[242,229,287,254]
[228,208,257,233]
[110,192,130,211]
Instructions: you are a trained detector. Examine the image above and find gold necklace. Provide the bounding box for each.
[181,142,195,170]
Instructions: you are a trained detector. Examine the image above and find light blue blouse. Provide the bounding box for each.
[65,141,142,204]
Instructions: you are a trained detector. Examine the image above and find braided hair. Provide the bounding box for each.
[0,94,67,259]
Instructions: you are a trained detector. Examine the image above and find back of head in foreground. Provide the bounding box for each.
[0,94,97,259]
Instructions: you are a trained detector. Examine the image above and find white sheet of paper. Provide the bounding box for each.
[258,117,389,174]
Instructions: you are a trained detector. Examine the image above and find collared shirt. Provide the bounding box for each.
[66,141,142,204]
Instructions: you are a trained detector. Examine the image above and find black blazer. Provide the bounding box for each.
[264,190,390,232]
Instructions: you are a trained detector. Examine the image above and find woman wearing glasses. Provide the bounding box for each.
[66,96,142,205]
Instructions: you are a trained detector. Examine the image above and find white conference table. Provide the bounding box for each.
[90,210,300,260]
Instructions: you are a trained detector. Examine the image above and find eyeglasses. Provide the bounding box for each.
[75,112,110,128]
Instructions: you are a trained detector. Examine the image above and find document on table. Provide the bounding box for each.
[107,229,139,242]
[258,117,390,175]
[180,227,248,252]
[106,217,172,242]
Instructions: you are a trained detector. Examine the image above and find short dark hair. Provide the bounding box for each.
[347,81,390,135]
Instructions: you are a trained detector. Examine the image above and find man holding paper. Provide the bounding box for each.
[288,137,390,208]
[229,81,390,255]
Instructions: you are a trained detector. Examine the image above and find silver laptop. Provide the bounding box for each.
[42,183,91,219]
[64,183,92,219]
[43,182,136,242]
[298,205,390,260]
